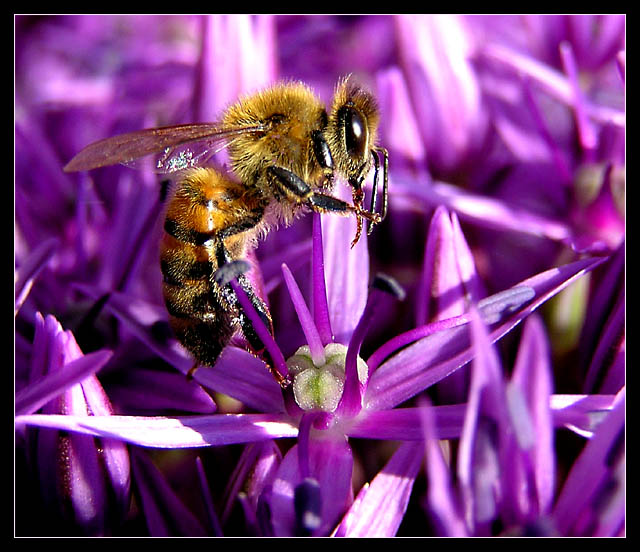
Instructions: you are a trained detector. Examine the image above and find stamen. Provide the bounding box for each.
[228,275,289,386]
[282,263,326,366]
[338,274,405,418]
[311,213,333,344]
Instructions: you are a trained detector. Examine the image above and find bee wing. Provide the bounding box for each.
[149,134,238,174]
[63,122,264,173]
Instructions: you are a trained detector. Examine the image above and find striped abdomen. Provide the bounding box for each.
[160,168,268,367]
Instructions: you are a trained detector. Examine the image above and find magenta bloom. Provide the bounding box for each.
[16,15,623,536]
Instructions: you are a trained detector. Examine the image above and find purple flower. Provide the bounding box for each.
[15,313,127,536]
[16,204,613,536]
[16,15,623,536]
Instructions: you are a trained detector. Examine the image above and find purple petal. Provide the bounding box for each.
[583,289,624,393]
[270,436,353,536]
[419,399,468,536]
[77,369,131,518]
[346,405,466,441]
[403,178,573,242]
[131,448,207,536]
[456,308,505,533]
[14,237,59,315]
[520,76,573,182]
[282,262,325,365]
[509,314,555,515]
[196,457,223,536]
[395,14,487,172]
[481,42,625,128]
[339,441,423,537]
[222,441,282,524]
[451,210,486,302]
[16,412,298,448]
[552,391,625,536]
[415,206,462,325]
[579,241,624,368]
[321,183,369,344]
[365,256,606,411]
[559,41,597,154]
[196,347,285,413]
[376,66,425,164]
[311,213,333,345]
[616,50,625,83]
[193,15,276,123]
[107,368,216,414]
[551,393,618,438]
[16,349,112,415]
[416,206,478,403]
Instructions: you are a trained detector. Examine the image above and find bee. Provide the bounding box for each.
[64,78,389,384]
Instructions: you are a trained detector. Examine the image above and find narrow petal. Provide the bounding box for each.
[339,275,405,418]
[16,349,112,415]
[346,405,466,441]
[481,42,625,128]
[366,256,606,411]
[552,391,625,536]
[456,308,505,534]
[321,184,369,344]
[395,14,486,172]
[579,241,624,372]
[311,213,333,344]
[222,441,282,524]
[340,441,423,537]
[368,285,535,373]
[189,347,285,413]
[282,262,325,365]
[14,237,59,315]
[376,65,426,164]
[416,207,480,403]
[510,314,555,515]
[559,41,597,154]
[270,435,353,536]
[419,399,468,536]
[196,457,223,536]
[16,412,298,448]
[551,393,618,437]
[193,15,276,123]
[131,448,207,536]
[415,206,458,325]
[583,289,624,394]
[107,368,216,414]
[406,178,573,242]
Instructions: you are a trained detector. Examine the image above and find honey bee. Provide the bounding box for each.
[64,78,388,384]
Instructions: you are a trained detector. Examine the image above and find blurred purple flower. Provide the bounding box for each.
[16,15,624,536]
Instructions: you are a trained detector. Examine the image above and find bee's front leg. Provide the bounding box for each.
[268,166,379,246]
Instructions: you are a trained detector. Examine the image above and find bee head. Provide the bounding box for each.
[326,78,380,191]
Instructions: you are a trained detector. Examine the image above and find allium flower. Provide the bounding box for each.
[16,15,623,536]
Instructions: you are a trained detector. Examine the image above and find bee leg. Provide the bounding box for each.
[268,165,380,223]
[214,247,275,362]
[217,255,284,386]
[366,148,388,235]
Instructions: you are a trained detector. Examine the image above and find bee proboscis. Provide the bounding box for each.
[64,78,389,384]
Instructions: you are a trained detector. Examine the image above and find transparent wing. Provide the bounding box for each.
[63,122,264,173]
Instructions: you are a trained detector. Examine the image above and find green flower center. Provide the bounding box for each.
[286,343,368,412]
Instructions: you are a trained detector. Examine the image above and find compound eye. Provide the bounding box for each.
[343,106,367,160]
